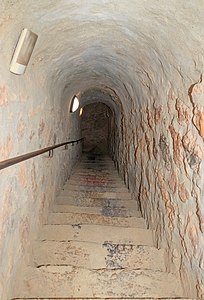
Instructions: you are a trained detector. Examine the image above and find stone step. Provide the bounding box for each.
[72,173,120,179]
[80,157,113,160]
[51,204,141,217]
[11,299,192,300]
[71,171,121,177]
[69,175,124,183]
[32,240,165,271]
[56,196,135,207]
[56,197,137,209]
[75,163,115,171]
[71,174,121,180]
[80,160,113,164]
[13,266,184,298]
[81,156,113,159]
[40,224,154,246]
[75,165,115,170]
[47,212,145,228]
[73,169,118,174]
[76,160,114,164]
[67,179,124,188]
[59,190,132,200]
[63,183,128,192]
[81,158,112,162]
[75,168,115,173]
[74,168,117,172]
[81,156,111,159]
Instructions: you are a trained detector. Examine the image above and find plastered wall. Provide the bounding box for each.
[0,47,81,300]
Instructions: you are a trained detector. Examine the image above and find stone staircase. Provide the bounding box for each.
[11,154,186,299]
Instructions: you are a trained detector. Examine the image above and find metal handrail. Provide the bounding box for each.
[0,137,84,171]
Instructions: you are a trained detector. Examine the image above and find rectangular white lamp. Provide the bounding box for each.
[10,28,38,75]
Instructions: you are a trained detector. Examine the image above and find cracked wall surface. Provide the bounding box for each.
[1,0,204,299]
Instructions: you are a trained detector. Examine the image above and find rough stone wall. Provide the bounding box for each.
[114,80,204,297]
[81,103,112,154]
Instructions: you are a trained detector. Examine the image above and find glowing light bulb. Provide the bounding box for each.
[70,96,79,112]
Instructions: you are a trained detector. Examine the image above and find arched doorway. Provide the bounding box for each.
[81,102,113,155]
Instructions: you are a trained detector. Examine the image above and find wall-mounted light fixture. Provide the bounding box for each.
[70,95,80,113]
[10,28,38,75]
[80,107,83,116]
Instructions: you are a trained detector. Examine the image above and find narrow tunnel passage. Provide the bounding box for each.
[81,103,113,155]
[1,1,204,299]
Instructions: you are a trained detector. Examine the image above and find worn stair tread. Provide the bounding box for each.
[40,224,154,246]
[72,173,120,178]
[66,180,125,188]
[79,158,115,166]
[81,158,112,161]
[73,172,118,176]
[47,212,145,228]
[79,158,114,162]
[76,163,115,168]
[56,197,136,209]
[81,157,112,161]
[79,161,114,165]
[51,204,141,217]
[13,266,184,298]
[59,190,132,200]
[72,165,118,175]
[69,173,122,178]
[11,299,193,300]
[75,167,115,172]
[69,176,124,185]
[32,240,165,271]
[70,173,124,180]
[78,166,115,169]
[63,184,129,192]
